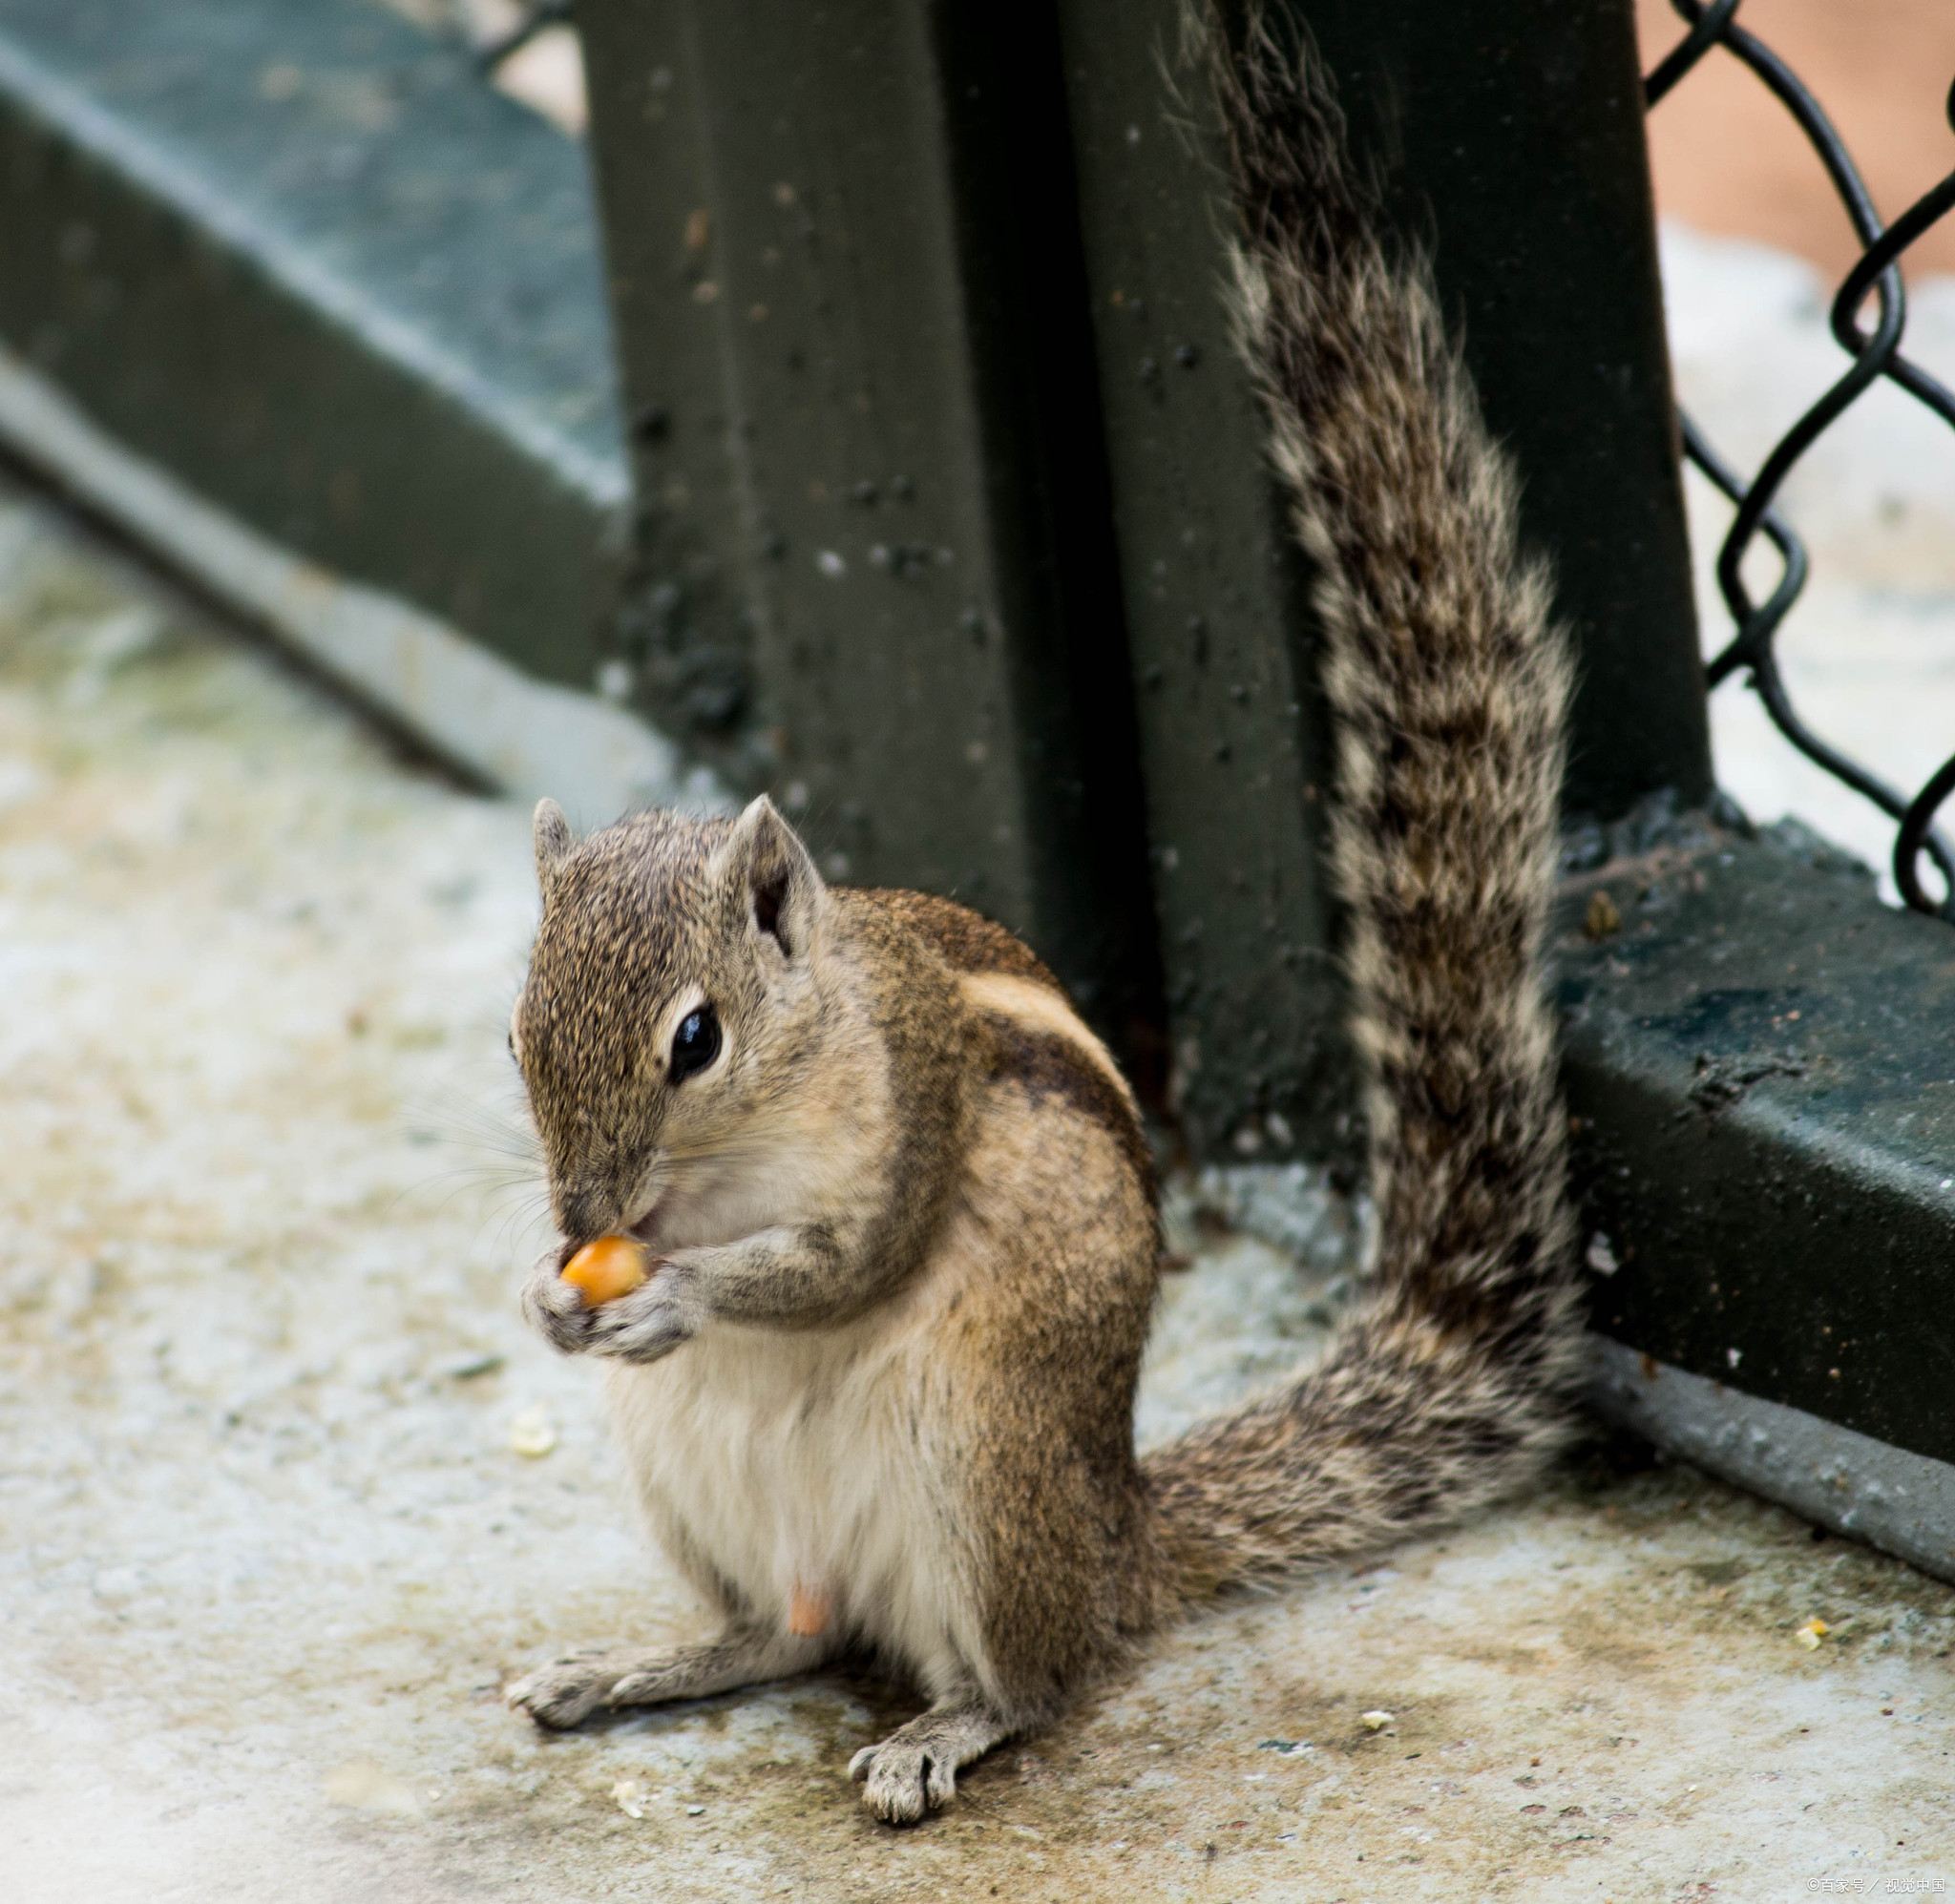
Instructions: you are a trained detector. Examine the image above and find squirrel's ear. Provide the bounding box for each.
[720,794,825,961]
[534,798,575,903]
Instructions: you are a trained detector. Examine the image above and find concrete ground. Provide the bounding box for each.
[2,463,1953,1902]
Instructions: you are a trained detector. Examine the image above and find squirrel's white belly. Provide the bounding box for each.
[603,1311,983,1700]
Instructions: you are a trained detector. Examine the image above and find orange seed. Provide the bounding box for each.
[560,1235,650,1307]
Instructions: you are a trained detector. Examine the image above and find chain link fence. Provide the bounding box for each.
[1648,0,1955,916]
[374,0,586,131]
[469,0,575,77]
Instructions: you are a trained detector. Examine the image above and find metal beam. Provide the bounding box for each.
[0,333,713,828]
[1587,1336,1955,1587]
[1054,0,1352,1163]
[1562,825,1955,1469]
[578,0,1164,1046]
[0,0,624,694]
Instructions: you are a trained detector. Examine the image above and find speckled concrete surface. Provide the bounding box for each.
[3,474,1953,1902]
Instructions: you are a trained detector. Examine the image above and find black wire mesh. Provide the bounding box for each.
[1647,0,1955,916]
[414,2,575,77]
[474,1,575,77]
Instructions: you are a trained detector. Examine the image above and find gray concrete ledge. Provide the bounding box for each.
[0,18,624,513]
[0,337,725,831]
[1587,1332,1955,1587]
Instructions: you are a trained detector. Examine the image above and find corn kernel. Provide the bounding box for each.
[560,1235,650,1307]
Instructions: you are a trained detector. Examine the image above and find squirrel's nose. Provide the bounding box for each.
[557,1186,618,1253]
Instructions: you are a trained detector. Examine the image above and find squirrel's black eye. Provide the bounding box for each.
[669,1004,721,1083]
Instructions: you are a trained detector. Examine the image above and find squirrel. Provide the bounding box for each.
[502,0,1579,1827]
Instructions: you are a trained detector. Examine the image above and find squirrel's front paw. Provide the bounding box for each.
[581,1265,698,1364]
[519,1250,697,1363]
[519,1251,598,1355]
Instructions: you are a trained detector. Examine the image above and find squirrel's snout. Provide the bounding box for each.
[556,1183,624,1256]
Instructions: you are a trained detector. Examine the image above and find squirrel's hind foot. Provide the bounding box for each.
[849,1698,1014,1825]
[506,1626,826,1729]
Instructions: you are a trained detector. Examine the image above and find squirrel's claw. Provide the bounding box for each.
[519,1250,595,1355]
[581,1264,696,1365]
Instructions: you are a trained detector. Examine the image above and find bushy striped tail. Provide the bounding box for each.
[1145,2,1581,1603]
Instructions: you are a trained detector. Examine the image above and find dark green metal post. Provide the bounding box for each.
[1053,0,1350,1162]
[1048,0,1710,1158]
[578,0,1163,1048]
